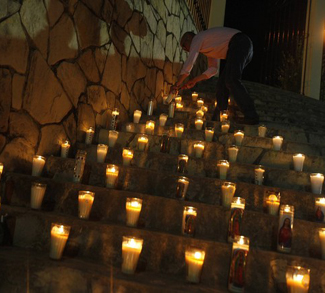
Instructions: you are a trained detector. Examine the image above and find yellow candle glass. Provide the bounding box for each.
[61,140,70,158]
[122,236,143,274]
[195,118,204,130]
[185,247,205,283]
[126,198,142,227]
[85,127,95,145]
[97,144,108,163]
[286,266,310,293]
[106,164,119,188]
[194,142,205,158]
[133,110,142,124]
[78,191,95,219]
[234,130,244,146]
[217,159,229,180]
[138,135,148,151]
[32,155,46,177]
[122,147,134,166]
[175,123,184,138]
[50,223,71,260]
[145,120,155,135]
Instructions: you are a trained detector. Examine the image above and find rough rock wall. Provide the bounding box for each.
[0,0,204,172]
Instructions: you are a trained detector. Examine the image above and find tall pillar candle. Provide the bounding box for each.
[145,120,155,135]
[106,164,119,188]
[177,154,189,173]
[286,266,310,293]
[97,144,108,163]
[176,176,190,199]
[138,135,148,151]
[168,102,175,118]
[228,145,239,163]
[191,92,198,101]
[277,205,294,253]
[122,148,134,166]
[159,113,168,126]
[195,118,203,130]
[175,123,184,138]
[221,182,236,208]
[221,121,230,133]
[205,127,214,142]
[272,136,283,151]
[220,110,228,122]
[182,206,197,236]
[258,125,267,137]
[234,130,244,146]
[61,141,70,158]
[85,127,94,145]
[133,110,142,123]
[217,160,229,180]
[110,108,119,130]
[108,130,119,148]
[78,191,94,219]
[293,153,305,172]
[121,236,143,274]
[32,155,46,177]
[125,198,142,227]
[185,248,205,283]
[30,182,47,209]
[50,223,71,260]
[319,228,325,260]
[73,150,87,183]
[255,165,265,185]
[265,192,281,216]
[194,142,204,158]
[315,197,325,222]
[310,173,324,194]
[228,197,245,242]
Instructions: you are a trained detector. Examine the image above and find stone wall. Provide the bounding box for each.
[0,0,204,172]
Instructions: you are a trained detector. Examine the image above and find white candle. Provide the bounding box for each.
[30,182,47,209]
[175,123,184,138]
[234,130,244,146]
[272,136,283,151]
[258,125,267,138]
[138,135,148,151]
[265,193,280,216]
[125,123,134,132]
[182,206,197,236]
[145,120,155,135]
[217,160,229,180]
[196,109,204,118]
[221,121,230,133]
[176,102,183,110]
[159,114,168,126]
[176,176,190,199]
[277,205,294,253]
[228,145,239,163]
[197,99,204,107]
[310,173,324,194]
[122,148,134,166]
[220,111,228,122]
[228,197,245,243]
[85,127,94,145]
[286,266,310,293]
[61,141,70,158]
[32,155,46,177]
[221,182,236,208]
[315,197,325,222]
[255,165,265,185]
[122,236,143,274]
[78,191,95,219]
[194,142,205,158]
[292,153,305,172]
[319,228,325,260]
[133,110,142,123]
[126,198,142,227]
[195,118,204,130]
[108,130,119,148]
[205,127,214,142]
[177,154,189,173]
[185,248,205,284]
[192,92,198,101]
[97,144,108,163]
[106,164,119,188]
[110,108,119,130]
[50,223,71,260]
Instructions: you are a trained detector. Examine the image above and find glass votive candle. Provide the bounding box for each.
[175,123,184,138]
[30,182,47,209]
[264,191,281,216]
[220,110,228,122]
[196,109,204,118]
[319,228,325,259]
[175,95,182,103]
[255,165,265,185]
[258,125,267,137]
[272,136,283,151]
[205,127,214,142]
[32,155,46,177]
[221,121,230,133]
[177,154,189,173]
[277,205,294,253]
[122,236,143,274]
[126,198,142,227]
[228,145,239,163]
[292,153,305,172]
[106,164,119,188]
[122,147,134,166]
[228,197,245,242]
[310,173,324,194]
[97,144,108,163]
[176,176,190,199]
[85,127,94,145]
[50,223,71,260]
[201,105,208,113]
[182,206,197,236]
[138,135,148,151]
[234,130,244,146]
[133,110,142,123]
[169,102,175,118]
[159,113,168,126]
[108,130,119,148]
[195,118,204,130]
[315,197,325,222]
[61,140,70,158]
[185,247,205,284]
[192,92,198,101]
[145,120,155,135]
[78,191,95,219]
[217,160,229,180]
[286,266,310,293]
[176,102,184,110]
[221,182,236,209]
[197,98,204,107]
[194,142,205,158]
[110,108,119,130]
[125,123,134,133]
[73,150,87,183]
[160,133,171,153]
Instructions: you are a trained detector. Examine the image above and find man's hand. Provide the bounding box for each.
[182,79,197,89]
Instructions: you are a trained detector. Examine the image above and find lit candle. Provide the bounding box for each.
[277,205,294,253]
[221,121,230,133]
[234,130,244,146]
[175,123,184,138]
[125,198,142,227]
[220,110,228,122]
[228,236,250,293]
[50,223,71,260]
[272,136,283,151]
[217,160,229,180]
[228,145,239,163]
[177,154,189,173]
[147,99,154,116]
[125,123,134,132]
[97,144,108,163]
[176,102,183,110]
[0,162,4,179]
[310,173,324,194]
[110,108,119,130]
[214,100,217,107]
[228,197,245,242]
[133,110,142,124]
[108,130,119,148]
[85,127,94,145]
[292,153,305,172]
[61,141,70,158]
[197,98,204,107]
[205,127,214,142]
[32,155,46,177]
[176,176,190,199]
[194,142,205,158]
[169,102,175,118]
[175,95,182,103]
[195,118,204,130]
[78,191,95,219]
[122,147,134,166]
[192,92,199,102]
[286,266,310,293]
[138,135,148,151]
[145,120,155,135]
[122,236,143,274]
[185,248,205,284]
[265,192,280,216]
[182,206,197,236]
[315,197,325,222]
[163,94,168,104]
[258,125,267,138]
[73,150,87,183]
[319,228,325,260]
[221,182,236,208]
[201,105,208,113]
[106,164,119,188]
[159,113,168,126]
[30,182,47,209]
[196,109,204,118]
[255,165,265,185]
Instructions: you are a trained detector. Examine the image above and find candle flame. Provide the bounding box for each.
[194,251,202,259]
[293,274,304,282]
[238,236,244,245]
[319,198,325,203]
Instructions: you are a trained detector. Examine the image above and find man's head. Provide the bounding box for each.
[180,32,196,52]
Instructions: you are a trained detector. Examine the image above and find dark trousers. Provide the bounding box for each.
[214,33,258,120]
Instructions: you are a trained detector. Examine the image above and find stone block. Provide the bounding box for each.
[62,112,77,145]
[12,74,25,110]
[0,0,21,21]
[44,0,64,27]
[0,68,11,132]
[77,103,95,142]
[87,85,107,113]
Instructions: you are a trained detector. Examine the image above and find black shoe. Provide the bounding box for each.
[234,116,259,125]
